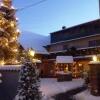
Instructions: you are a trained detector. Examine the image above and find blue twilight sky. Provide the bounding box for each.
[13,0,99,36]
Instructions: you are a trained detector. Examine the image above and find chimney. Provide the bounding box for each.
[62,26,66,30]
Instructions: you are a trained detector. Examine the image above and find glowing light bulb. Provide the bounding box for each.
[16,29,20,33]
[15,17,19,21]
[92,55,98,62]
[28,49,35,57]
[65,67,68,71]
[12,37,16,41]
[0,3,4,6]
[11,6,15,9]
[15,60,18,63]
[0,60,5,65]
[10,21,14,27]
[13,48,18,52]
[5,43,8,46]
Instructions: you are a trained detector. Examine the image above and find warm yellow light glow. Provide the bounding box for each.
[65,67,68,72]
[12,37,16,41]
[15,60,18,63]
[13,48,18,52]
[32,59,41,63]
[92,55,98,62]
[28,49,35,57]
[16,29,20,33]
[10,21,15,27]
[64,66,69,73]
[79,63,82,66]
[5,43,8,46]
[0,3,4,6]
[0,60,5,65]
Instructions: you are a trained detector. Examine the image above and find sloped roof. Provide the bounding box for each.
[51,19,100,43]
[51,19,100,34]
[19,31,50,54]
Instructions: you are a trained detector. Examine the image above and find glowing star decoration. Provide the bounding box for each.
[92,55,98,62]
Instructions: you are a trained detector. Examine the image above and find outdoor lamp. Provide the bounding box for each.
[28,48,35,57]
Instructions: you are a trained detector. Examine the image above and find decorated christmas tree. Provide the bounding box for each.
[0,0,20,65]
[15,58,42,100]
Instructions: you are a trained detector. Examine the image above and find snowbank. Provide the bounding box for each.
[0,65,21,71]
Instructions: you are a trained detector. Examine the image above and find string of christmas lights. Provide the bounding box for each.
[0,0,20,65]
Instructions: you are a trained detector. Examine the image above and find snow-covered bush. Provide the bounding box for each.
[15,60,42,100]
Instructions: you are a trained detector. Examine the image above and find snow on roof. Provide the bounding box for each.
[19,31,50,54]
[56,56,74,63]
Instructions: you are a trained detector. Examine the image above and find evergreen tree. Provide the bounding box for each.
[0,0,20,65]
[15,59,42,100]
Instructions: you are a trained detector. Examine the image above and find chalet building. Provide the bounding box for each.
[19,19,100,77]
[45,19,100,77]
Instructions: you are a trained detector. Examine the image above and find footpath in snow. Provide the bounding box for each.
[40,78,84,100]
[75,90,100,100]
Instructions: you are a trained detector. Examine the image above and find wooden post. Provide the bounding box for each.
[89,62,100,96]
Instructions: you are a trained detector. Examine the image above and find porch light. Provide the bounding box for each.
[65,67,68,72]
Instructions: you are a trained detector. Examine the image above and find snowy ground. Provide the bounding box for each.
[75,90,100,100]
[40,78,84,100]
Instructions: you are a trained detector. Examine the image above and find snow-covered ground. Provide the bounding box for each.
[40,78,84,100]
[75,90,100,100]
